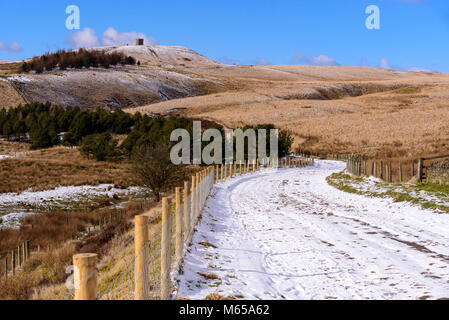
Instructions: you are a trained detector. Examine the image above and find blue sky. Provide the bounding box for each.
[1,0,449,71]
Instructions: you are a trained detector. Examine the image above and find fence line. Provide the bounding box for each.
[345,155,421,183]
[0,207,132,280]
[0,240,30,279]
[69,156,313,300]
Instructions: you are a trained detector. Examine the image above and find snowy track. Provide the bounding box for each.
[176,160,449,300]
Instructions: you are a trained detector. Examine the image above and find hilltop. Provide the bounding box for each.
[2,44,449,158]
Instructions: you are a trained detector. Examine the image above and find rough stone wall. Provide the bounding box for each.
[427,160,449,185]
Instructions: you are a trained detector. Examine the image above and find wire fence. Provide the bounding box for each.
[68,157,313,300]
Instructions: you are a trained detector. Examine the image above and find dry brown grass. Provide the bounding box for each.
[0,81,24,108]
[127,66,449,160]
[0,140,30,154]
[199,241,217,248]
[0,198,156,300]
[197,272,221,280]
[204,293,234,300]
[0,146,136,193]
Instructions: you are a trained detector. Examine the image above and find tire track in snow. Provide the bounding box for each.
[176,160,449,300]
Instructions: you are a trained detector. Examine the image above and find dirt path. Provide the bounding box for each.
[176,160,449,300]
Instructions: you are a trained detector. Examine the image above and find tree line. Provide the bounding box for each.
[21,49,138,73]
[0,103,293,161]
[1,102,293,200]
[0,102,135,150]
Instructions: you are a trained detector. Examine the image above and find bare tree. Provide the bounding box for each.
[132,143,184,202]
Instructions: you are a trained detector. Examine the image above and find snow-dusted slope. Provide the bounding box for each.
[176,160,449,300]
[0,45,225,110]
[100,45,219,68]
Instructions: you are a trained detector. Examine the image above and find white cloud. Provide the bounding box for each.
[101,27,158,46]
[0,41,23,52]
[66,27,157,49]
[291,51,340,66]
[66,27,100,49]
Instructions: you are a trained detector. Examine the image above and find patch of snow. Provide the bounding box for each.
[342,172,449,210]
[0,211,37,230]
[176,160,449,300]
[8,75,33,83]
[0,184,143,209]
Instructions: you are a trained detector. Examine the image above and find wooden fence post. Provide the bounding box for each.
[25,241,29,261]
[17,246,21,268]
[191,176,196,225]
[73,253,98,300]
[215,165,219,184]
[11,250,15,275]
[175,187,183,263]
[388,162,393,183]
[195,173,200,219]
[183,181,190,243]
[134,214,149,300]
[161,197,171,300]
[399,163,403,183]
[4,256,7,279]
[412,161,415,177]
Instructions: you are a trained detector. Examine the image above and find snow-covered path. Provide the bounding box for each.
[176,160,449,300]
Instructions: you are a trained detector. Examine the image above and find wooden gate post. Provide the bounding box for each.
[134,215,149,300]
[73,253,98,300]
[161,197,171,300]
[418,158,424,183]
